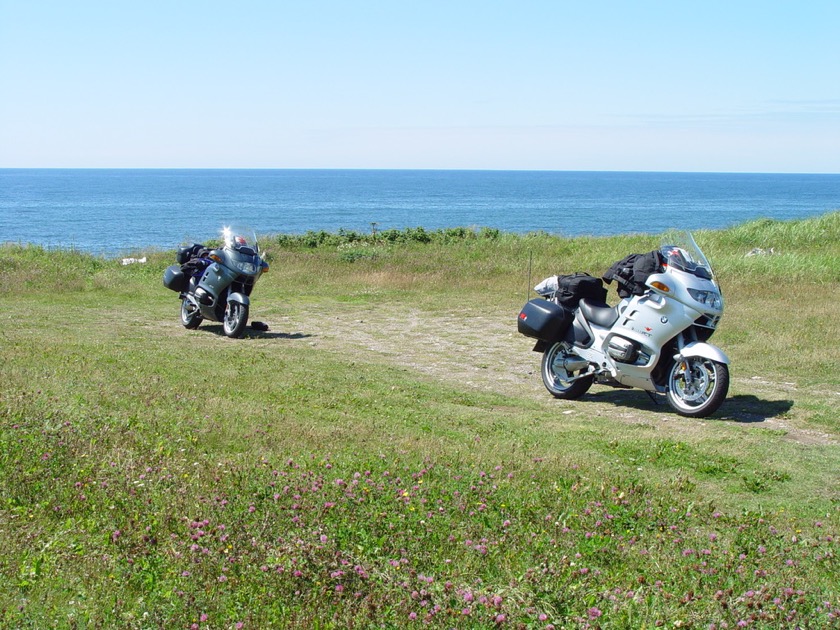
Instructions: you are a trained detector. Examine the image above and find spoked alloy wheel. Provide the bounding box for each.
[180,298,203,329]
[223,301,249,338]
[666,356,729,417]
[541,342,593,399]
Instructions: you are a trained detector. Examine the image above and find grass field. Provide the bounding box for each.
[1,213,838,628]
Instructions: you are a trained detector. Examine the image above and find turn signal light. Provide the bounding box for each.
[651,281,671,293]
[209,254,222,263]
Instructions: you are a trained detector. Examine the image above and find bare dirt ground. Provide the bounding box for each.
[249,302,838,447]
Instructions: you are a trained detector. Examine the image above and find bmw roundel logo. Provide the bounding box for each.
[660,316,669,324]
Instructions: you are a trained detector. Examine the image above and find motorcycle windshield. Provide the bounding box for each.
[660,231,714,281]
[221,225,260,257]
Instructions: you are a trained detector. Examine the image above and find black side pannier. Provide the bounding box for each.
[163,264,189,292]
[517,298,574,342]
[554,272,608,308]
[602,251,665,298]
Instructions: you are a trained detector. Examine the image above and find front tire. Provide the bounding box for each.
[541,342,593,399]
[223,301,249,338]
[666,357,729,417]
[180,298,202,329]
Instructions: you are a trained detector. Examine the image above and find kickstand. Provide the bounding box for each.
[646,391,665,405]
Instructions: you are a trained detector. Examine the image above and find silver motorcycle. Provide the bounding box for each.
[518,232,729,417]
[163,226,268,338]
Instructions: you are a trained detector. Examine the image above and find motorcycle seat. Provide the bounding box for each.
[579,299,619,328]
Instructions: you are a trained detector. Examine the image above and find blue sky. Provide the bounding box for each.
[1,1,838,172]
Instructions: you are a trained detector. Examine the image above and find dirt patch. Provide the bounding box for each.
[249,302,837,447]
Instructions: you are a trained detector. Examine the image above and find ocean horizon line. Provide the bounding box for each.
[3,167,840,176]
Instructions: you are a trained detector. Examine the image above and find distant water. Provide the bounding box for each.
[1,169,838,256]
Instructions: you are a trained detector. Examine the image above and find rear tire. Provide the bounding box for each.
[223,301,249,338]
[666,357,729,417]
[541,342,593,399]
[180,298,202,329]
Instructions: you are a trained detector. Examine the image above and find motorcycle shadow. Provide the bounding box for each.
[715,394,794,424]
[200,324,313,341]
[587,389,793,423]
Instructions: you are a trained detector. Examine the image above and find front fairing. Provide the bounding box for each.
[217,248,263,278]
[214,226,264,278]
[655,231,724,318]
[194,226,264,306]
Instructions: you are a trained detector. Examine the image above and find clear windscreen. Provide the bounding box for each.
[660,231,714,281]
[221,225,259,256]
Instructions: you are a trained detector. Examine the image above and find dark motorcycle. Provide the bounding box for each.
[163,225,268,338]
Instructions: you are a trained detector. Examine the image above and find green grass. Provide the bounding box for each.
[1,213,839,628]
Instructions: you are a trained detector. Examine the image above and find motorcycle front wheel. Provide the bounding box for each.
[180,298,203,329]
[541,342,593,399]
[666,357,729,418]
[223,301,249,338]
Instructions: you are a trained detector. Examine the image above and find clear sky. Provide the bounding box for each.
[1,1,838,172]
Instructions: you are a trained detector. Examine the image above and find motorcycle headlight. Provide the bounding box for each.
[687,288,723,310]
[232,260,258,275]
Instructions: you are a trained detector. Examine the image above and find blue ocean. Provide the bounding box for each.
[1,169,839,256]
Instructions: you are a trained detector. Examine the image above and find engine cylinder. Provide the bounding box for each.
[607,336,639,363]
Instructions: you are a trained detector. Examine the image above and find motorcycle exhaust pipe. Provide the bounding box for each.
[563,357,590,372]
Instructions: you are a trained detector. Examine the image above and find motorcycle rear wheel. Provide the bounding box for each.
[666,357,729,418]
[541,342,593,399]
[223,301,249,338]
[180,298,203,329]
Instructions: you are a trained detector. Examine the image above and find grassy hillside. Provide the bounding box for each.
[1,213,838,628]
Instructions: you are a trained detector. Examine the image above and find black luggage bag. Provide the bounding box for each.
[554,272,608,308]
[517,299,573,342]
[163,264,189,292]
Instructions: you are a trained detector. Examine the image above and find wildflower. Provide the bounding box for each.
[588,607,602,619]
